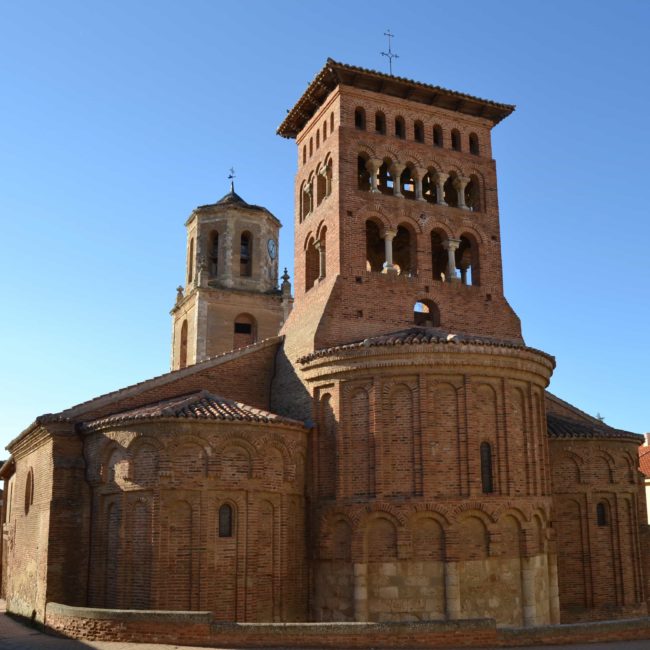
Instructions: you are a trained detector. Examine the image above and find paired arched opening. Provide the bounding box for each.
[240,231,252,277]
[443,174,458,207]
[375,111,386,134]
[300,181,311,221]
[219,503,234,537]
[469,133,480,155]
[451,129,462,151]
[378,159,394,195]
[209,231,219,278]
[465,175,481,211]
[413,299,440,327]
[433,124,443,147]
[365,220,385,272]
[354,107,366,130]
[305,236,319,291]
[456,234,480,286]
[399,166,416,199]
[480,442,494,493]
[393,225,414,275]
[233,313,256,348]
[179,320,188,369]
[431,230,447,281]
[316,165,327,205]
[422,170,438,203]
[395,116,405,139]
[357,154,371,191]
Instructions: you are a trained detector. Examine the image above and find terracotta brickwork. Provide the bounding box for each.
[2,59,648,644]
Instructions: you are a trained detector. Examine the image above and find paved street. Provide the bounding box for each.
[0,604,648,650]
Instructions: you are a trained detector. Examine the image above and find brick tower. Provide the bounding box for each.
[274,60,559,626]
[170,183,292,369]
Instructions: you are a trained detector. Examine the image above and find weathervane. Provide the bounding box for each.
[228,167,236,192]
[381,29,399,75]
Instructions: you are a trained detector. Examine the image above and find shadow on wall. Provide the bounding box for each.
[270,344,313,423]
[4,609,100,649]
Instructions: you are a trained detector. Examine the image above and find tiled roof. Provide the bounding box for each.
[197,187,267,212]
[298,327,553,364]
[278,58,515,138]
[547,412,641,443]
[639,446,650,478]
[81,390,305,432]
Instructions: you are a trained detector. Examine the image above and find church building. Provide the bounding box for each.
[2,59,648,633]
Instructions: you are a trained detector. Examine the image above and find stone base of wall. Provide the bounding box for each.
[42,602,650,648]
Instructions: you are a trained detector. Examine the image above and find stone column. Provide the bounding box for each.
[454,175,471,210]
[414,168,426,201]
[521,556,538,626]
[382,229,397,274]
[391,164,404,198]
[315,239,326,280]
[444,562,461,620]
[548,553,561,624]
[353,563,368,621]
[444,238,461,282]
[305,183,313,213]
[366,159,381,193]
[435,172,448,206]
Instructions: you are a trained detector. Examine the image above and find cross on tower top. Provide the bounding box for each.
[381,29,399,75]
[228,167,236,192]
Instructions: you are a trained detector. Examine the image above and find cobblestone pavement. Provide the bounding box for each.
[0,606,649,650]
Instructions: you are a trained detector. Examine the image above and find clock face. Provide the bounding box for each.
[267,239,277,260]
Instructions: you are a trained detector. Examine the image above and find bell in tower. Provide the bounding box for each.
[170,181,292,369]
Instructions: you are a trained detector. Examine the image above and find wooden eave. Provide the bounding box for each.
[277,58,515,139]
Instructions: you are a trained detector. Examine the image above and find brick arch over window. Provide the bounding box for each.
[451,128,462,151]
[433,124,443,147]
[354,106,366,130]
[469,132,480,155]
[394,115,405,139]
[233,313,256,348]
[375,110,386,134]
[414,120,424,143]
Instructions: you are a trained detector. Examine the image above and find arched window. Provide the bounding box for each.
[354,107,366,130]
[422,170,437,203]
[300,181,311,220]
[596,502,608,526]
[233,313,256,348]
[444,173,458,207]
[433,124,443,147]
[375,111,386,135]
[219,503,233,537]
[330,112,334,131]
[400,166,416,199]
[414,120,424,143]
[305,237,319,290]
[431,231,447,281]
[316,130,320,149]
[302,145,306,164]
[451,129,461,151]
[357,154,371,191]
[240,232,252,277]
[414,300,440,327]
[365,220,385,272]
[465,175,481,212]
[325,158,333,197]
[378,160,394,195]
[480,442,494,493]
[309,137,313,157]
[323,121,327,140]
[187,238,194,284]
[456,234,480,286]
[179,320,188,369]
[395,116,405,139]
[469,132,480,155]
[24,468,34,515]
[393,225,414,275]
[209,231,219,278]
[316,165,327,205]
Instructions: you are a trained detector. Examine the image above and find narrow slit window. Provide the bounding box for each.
[219,503,233,537]
[480,442,494,494]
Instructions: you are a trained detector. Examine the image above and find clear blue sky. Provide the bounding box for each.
[1,0,648,449]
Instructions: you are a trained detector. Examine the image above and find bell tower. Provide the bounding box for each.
[277,59,523,358]
[170,183,292,369]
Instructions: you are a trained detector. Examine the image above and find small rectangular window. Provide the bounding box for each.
[234,323,252,334]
